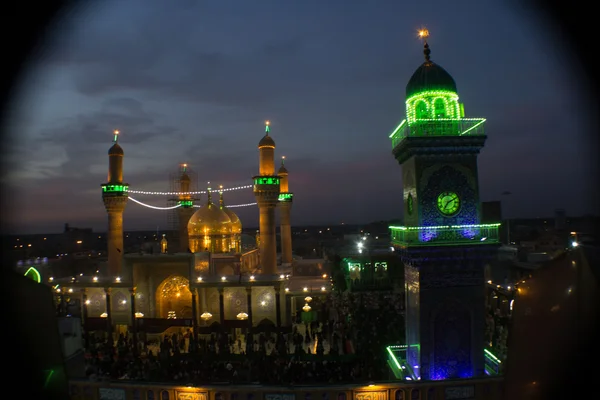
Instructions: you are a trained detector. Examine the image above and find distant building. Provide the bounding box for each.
[482,201,502,224]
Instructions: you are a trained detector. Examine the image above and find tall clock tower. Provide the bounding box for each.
[389,33,500,381]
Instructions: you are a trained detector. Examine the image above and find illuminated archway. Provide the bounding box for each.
[155,275,192,319]
[24,267,41,283]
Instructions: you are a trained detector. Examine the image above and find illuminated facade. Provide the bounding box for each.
[77,124,314,344]
[388,37,500,381]
[101,130,128,276]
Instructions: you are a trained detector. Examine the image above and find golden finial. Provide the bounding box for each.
[418,27,431,62]
[281,155,286,165]
[113,130,120,143]
[265,120,270,134]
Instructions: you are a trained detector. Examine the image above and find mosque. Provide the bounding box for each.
[57,122,326,344]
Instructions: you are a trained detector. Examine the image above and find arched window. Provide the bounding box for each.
[416,101,428,119]
[411,388,420,400]
[434,98,446,118]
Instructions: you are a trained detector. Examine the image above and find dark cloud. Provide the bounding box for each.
[4,0,597,234]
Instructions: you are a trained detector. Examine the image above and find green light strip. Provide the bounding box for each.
[406,90,459,105]
[390,223,501,230]
[254,177,280,185]
[460,118,486,136]
[43,369,54,388]
[102,184,129,193]
[389,119,407,138]
[407,117,485,122]
[24,267,41,283]
[386,346,403,370]
[278,193,293,201]
[484,348,502,364]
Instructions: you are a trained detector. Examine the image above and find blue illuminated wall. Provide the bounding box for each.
[419,162,480,227]
[431,298,472,380]
[402,247,487,381]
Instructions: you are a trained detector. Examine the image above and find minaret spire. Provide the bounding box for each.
[418,28,430,62]
[219,185,225,208]
[265,120,270,135]
[113,129,119,143]
[207,182,212,204]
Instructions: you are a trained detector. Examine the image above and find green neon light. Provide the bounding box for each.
[484,348,502,364]
[102,184,128,193]
[406,90,460,123]
[459,118,486,136]
[278,193,293,201]
[254,177,280,185]
[386,346,402,370]
[390,117,486,149]
[389,223,501,230]
[178,200,193,207]
[390,223,501,246]
[389,119,407,138]
[43,369,54,388]
[24,267,41,283]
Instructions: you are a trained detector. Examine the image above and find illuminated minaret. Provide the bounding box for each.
[252,121,280,275]
[387,30,499,380]
[277,156,293,265]
[101,130,129,276]
[177,164,195,252]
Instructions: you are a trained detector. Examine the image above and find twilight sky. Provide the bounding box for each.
[1,0,597,234]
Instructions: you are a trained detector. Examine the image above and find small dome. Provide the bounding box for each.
[180,173,190,183]
[406,43,457,99]
[219,193,242,234]
[278,164,288,175]
[108,143,124,155]
[222,207,242,234]
[258,134,275,148]
[188,200,232,236]
[406,61,457,99]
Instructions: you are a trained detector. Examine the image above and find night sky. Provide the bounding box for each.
[1,0,597,234]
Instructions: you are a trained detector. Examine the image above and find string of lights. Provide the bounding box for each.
[129,196,257,211]
[128,197,182,210]
[128,184,253,196]
[192,202,257,208]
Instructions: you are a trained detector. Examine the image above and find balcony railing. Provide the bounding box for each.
[390,118,486,149]
[390,223,500,247]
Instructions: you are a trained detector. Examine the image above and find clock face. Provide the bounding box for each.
[407,194,414,215]
[437,191,460,216]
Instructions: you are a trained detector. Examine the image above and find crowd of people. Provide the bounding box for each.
[82,290,406,384]
[80,288,510,384]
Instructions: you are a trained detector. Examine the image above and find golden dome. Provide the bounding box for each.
[108,143,124,155]
[219,192,242,234]
[180,172,190,183]
[258,134,275,148]
[278,164,288,175]
[188,193,232,236]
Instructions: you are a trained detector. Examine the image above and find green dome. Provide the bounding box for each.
[405,43,457,98]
